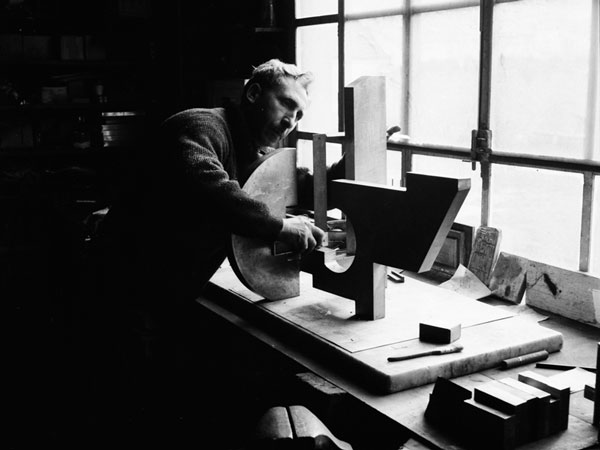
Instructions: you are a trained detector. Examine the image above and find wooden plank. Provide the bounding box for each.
[312,133,328,233]
[489,252,528,304]
[208,267,563,394]
[524,259,600,327]
[343,76,387,184]
[221,269,513,353]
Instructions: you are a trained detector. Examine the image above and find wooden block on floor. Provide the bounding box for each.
[419,321,461,344]
[488,252,528,304]
[498,377,552,439]
[462,398,517,450]
[474,380,532,445]
[467,226,502,286]
[518,370,570,432]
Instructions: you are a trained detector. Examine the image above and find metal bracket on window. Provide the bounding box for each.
[471,129,492,170]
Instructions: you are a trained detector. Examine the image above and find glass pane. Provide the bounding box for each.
[345,16,404,131]
[410,7,479,148]
[411,0,478,10]
[490,166,582,270]
[346,0,405,15]
[492,0,598,160]
[592,175,600,276]
[296,140,343,175]
[296,24,339,134]
[296,0,337,18]
[411,155,481,227]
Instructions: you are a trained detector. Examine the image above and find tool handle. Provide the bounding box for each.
[387,344,463,362]
[433,343,464,355]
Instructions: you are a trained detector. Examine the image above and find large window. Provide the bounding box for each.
[295,0,600,275]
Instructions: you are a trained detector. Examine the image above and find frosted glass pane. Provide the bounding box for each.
[346,0,405,15]
[296,24,339,134]
[492,0,598,160]
[345,16,404,130]
[296,0,337,18]
[410,7,479,147]
[411,155,481,228]
[296,140,343,176]
[490,165,582,270]
[592,175,600,276]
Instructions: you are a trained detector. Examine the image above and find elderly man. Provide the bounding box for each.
[102,59,339,302]
[90,59,343,447]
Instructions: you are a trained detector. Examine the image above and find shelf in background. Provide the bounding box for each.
[0,59,148,68]
[0,103,147,113]
[0,146,127,158]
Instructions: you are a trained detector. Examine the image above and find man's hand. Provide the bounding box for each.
[278,216,325,255]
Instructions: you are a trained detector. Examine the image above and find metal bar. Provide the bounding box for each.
[388,141,600,174]
[478,0,494,132]
[298,135,600,174]
[338,0,345,132]
[584,0,599,161]
[477,0,494,226]
[343,0,519,21]
[294,0,520,26]
[295,14,338,27]
[580,172,595,272]
[400,0,412,187]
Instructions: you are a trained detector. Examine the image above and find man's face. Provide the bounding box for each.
[247,77,309,148]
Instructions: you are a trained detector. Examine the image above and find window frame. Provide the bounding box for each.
[293,0,600,273]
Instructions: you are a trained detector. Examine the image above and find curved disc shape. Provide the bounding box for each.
[228,148,300,300]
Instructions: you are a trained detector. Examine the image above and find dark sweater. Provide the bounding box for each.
[100,103,345,305]
[100,104,284,303]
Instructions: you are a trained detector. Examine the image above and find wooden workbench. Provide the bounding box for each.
[197,266,600,450]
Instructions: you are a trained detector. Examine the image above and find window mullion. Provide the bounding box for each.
[400,1,412,187]
[580,172,595,272]
[474,0,495,226]
[338,0,345,132]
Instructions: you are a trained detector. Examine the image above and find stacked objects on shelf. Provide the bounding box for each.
[101,111,144,147]
[425,372,571,450]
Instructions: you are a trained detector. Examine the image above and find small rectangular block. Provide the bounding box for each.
[498,378,551,440]
[518,370,570,432]
[419,321,461,344]
[474,381,532,445]
[425,377,471,432]
[584,384,595,402]
[462,398,517,450]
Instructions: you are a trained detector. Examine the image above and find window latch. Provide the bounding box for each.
[471,129,492,170]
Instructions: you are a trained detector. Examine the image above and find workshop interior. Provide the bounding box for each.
[3,0,600,449]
